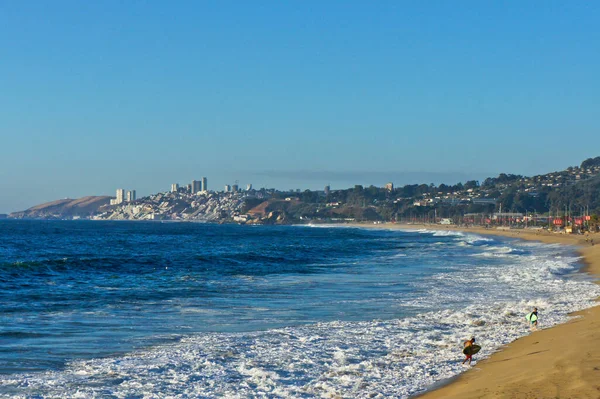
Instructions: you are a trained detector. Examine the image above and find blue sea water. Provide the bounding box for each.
[0,221,598,398]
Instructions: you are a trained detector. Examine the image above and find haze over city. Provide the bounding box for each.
[1,1,599,213]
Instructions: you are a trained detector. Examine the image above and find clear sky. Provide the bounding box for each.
[1,1,599,213]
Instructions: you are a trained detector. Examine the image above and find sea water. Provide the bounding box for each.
[0,221,598,398]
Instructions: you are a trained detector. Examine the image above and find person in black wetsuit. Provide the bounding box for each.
[530,307,539,330]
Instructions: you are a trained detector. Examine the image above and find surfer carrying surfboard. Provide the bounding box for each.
[526,307,539,330]
[462,337,479,365]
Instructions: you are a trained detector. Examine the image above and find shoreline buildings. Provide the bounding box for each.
[110,188,135,205]
[171,177,208,194]
[190,177,208,194]
[116,189,125,204]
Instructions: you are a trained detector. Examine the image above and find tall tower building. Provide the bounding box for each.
[232,184,239,193]
[324,185,331,195]
[224,184,231,193]
[171,183,179,193]
[192,180,201,194]
[201,177,207,192]
[116,189,125,204]
[246,184,253,191]
[126,190,136,202]
[385,182,394,191]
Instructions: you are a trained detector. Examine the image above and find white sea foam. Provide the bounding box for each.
[412,228,495,246]
[2,235,599,399]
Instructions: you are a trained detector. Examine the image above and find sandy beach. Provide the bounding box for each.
[351,223,600,399]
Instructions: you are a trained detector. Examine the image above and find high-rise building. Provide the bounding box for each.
[201,177,207,192]
[385,182,394,191]
[171,183,179,193]
[246,184,253,191]
[224,184,231,192]
[186,184,192,193]
[191,181,197,192]
[126,190,136,202]
[192,180,201,194]
[324,185,331,195]
[116,189,125,204]
[232,184,239,193]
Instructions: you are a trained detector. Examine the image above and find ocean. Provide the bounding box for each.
[0,221,598,398]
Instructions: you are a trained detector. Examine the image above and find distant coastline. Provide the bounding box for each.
[6,157,600,231]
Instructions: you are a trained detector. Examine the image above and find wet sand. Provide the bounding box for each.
[351,223,600,399]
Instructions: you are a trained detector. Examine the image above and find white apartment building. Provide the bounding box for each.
[116,189,125,204]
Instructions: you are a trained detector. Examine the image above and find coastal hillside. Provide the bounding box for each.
[9,196,111,219]
[8,156,600,223]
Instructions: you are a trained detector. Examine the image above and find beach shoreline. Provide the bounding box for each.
[347,222,600,398]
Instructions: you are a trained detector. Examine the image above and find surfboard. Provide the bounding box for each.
[463,344,481,356]
[526,312,538,322]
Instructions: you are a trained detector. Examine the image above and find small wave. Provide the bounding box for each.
[413,229,494,246]
[0,331,49,338]
[471,252,513,258]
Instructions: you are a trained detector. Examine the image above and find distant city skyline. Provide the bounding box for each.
[0,165,578,213]
[1,2,599,213]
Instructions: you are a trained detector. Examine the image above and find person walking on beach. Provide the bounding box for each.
[527,307,539,330]
[462,337,477,365]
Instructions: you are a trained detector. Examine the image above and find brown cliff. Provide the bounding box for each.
[9,196,112,219]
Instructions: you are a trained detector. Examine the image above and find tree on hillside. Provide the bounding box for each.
[464,180,479,190]
[581,156,600,169]
[301,190,320,203]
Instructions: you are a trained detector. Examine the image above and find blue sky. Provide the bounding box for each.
[1,1,599,213]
